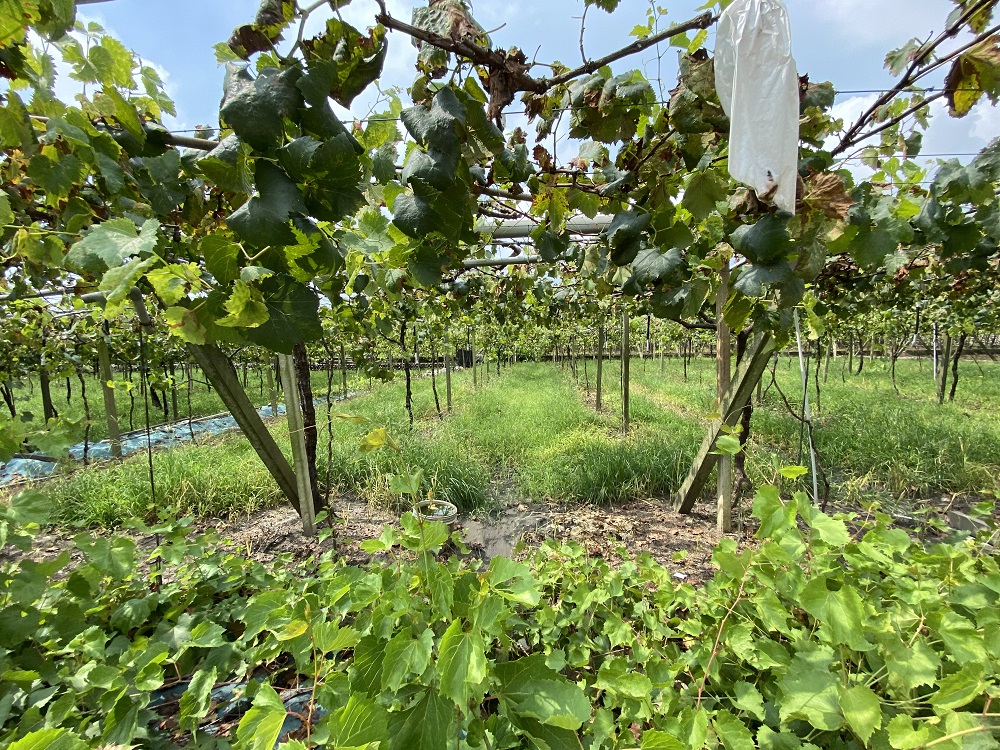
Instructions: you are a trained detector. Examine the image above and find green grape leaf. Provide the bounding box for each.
[179,667,218,733]
[800,576,872,651]
[381,628,434,692]
[136,149,187,215]
[887,715,933,750]
[98,86,146,146]
[393,180,474,242]
[401,87,467,152]
[714,710,755,750]
[402,146,459,192]
[628,247,685,287]
[388,690,453,750]
[839,684,882,745]
[28,151,84,203]
[221,63,302,150]
[7,729,87,750]
[0,191,12,226]
[373,143,398,184]
[66,218,160,276]
[7,489,49,526]
[595,657,653,700]
[234,682,286,750]
[683,170,729,220]
[201,234,242,284]
[399,511,450,551]
[732,681,766,721]
[279,133,364,222]
[488,557,541,606]
[103,690,142,745]
[713,434,743,456]
[197,134,254,194]
[604,210,651,266]
[438,619,487,708]
[642,731,687,750]
[327,694,390,748]
[74,534,136,578]
[928,662,985,709]
[243,274,322,353]
[847,225,898,269]
[732,261,792,298]
[731,214,792,265]
[227,161,306,249]
[89,36,134,88]
[777,651,842,731]
[98,256,158,312]
[586,0,622,11]
[495,654,590,730]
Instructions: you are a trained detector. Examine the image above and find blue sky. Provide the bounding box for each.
[76,0,999,171]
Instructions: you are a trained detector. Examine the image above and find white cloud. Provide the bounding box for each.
[971,102,1000,146]
[802,0,942,48]
[824,93,878,157]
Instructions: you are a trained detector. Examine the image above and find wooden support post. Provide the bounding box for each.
[622,310,630,432]
[339,343,348,398]
[937,332,953,404]
[595,325,605,411]
[444,332,453,412]
[96,332,122,459]
[265,356,278,418]
[674,333,775,514]
[277,353,316,535]
[716,266,732,533]
[471,329,478,389]
[188,344,301,514]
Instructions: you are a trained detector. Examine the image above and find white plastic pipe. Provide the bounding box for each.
[793,310,820,503]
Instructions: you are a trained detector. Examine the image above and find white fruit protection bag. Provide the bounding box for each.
[714,0,799,214]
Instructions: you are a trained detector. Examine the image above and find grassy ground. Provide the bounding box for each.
[14,351,1000,528]
[615,351,1000,505]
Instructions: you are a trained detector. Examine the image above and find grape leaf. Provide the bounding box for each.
[234,682,286,750]
[65,218,160,276]
[220,63,302,150]
[227,161,306,249]
[495,654,590,730]
[438,619,487,707]
[388,692,452,749]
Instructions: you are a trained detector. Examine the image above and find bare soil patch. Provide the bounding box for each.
[3,495,751,586]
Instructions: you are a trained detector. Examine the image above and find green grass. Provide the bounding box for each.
[6,366,367,445]
[16,350,1000,528]
[625,352,1000,504]
[44,428,286,526]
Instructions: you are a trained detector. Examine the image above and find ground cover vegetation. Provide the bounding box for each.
[2,483,999,749]
[2,0,1000,748]
[31,349,1000,529]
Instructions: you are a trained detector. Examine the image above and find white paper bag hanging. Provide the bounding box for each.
[715,0,799,214]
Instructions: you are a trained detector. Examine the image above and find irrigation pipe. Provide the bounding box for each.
[793,310,820,503]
